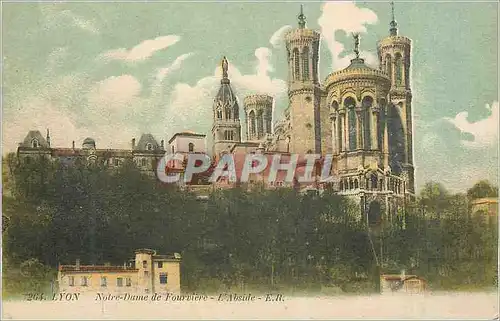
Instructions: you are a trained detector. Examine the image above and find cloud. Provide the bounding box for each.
[317,1,378,70]
[165,38,288,142]
[269,25,293,48]
[2,74,143,153]
[100,35,181,62]
[445,101,499,149]
[87,75,142,111]
[41,6,99,34]
[155,53,194,83]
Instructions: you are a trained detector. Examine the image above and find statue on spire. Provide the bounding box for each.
[221,56,228,79]
[298,4,306,29]
[353,33,360,59]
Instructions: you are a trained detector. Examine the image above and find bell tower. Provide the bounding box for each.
[377,2,415,193]
[285,5,321,154]
[211,56,242,157]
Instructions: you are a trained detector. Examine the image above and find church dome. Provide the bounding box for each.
[324,57,390,92]
[82,137,96,149]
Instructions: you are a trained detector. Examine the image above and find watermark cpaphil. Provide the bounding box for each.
[156,152,336,184]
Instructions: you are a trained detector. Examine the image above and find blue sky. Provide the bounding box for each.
[2,1,498,192]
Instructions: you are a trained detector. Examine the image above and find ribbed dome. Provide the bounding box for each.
[83,137,95,144]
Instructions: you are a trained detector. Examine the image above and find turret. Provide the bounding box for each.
[211,57,242,157]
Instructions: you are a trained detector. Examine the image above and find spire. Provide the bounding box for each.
[389,1,398,36]
[298,4,306,29]
[221,56,229,84]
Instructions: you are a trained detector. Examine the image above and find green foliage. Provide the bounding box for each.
[467,180,499,200]
[2,155,498,296]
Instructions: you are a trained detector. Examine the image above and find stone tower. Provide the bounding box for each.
[285,5,321,154]
[212,56,242,157]
[377,2,415,193]
[244,94,273,141]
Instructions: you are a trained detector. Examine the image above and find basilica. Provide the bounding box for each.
[16,5,415,223]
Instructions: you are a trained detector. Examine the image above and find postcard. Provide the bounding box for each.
[2,1,499,319]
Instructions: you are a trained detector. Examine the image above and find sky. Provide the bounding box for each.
[2,1,498,192]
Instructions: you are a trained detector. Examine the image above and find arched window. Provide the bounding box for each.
[331,101,339,111]
[265,114,272,134]
[354,179,359,189]
[216,109,222,119]
[362,96,373,149]
[378,99,386,149]
[225,107,232,120]
[395,53,403,86]
[141,158,147,167]
[32,139,39,148]
[257,110,264,137]
[344,97,357,150]
[349,179,353,190]
[371,174,378,189]
[188,142,194,152]
[249,110,256,137]
[171,146,175,153]
[379,179,383,191]
[340,180,344,191]
[146,143,153,151]
[293,48,300,80]
[302,47,309,81]
[385,54,392,77]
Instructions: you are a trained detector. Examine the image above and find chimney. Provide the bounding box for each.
[72,141,75,150]
[46,129,51,147]
[132,138,136,150]
[75,259,80,270]
[160,140,164,150]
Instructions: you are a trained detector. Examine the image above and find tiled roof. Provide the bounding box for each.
[59,265,138,273]
[21,130,50,148]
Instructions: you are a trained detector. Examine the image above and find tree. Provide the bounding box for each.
[467,180,498,200]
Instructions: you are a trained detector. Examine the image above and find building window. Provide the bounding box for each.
[348,106,357,150]
[216,109,222,119]
[141,158,147,167]
[31,139,39,148]
[225,107,232,120]
[142,260,147,268]
[293,48,300,80]
[144,271,149,277]
[159,273,168,284]
[114,158,119,166]
[188,143,194,152]
[117,277,123,287]
[385,54,392,77]
[249,110,256,137]
[371,174,378,189]
[302,46,309,81]
[157,261,163,269]
[81,276,89,286]
[146,143,153,151]
[68,276,74,286]
[171,146,175,153]
[362,96,373,149]
[224,130,234,141]
[126,277,132,287]
[101,276,107,287]
[395,53,403,86]
[257,110,264,137]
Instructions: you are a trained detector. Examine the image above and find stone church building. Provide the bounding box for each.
[16,5,415,223]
